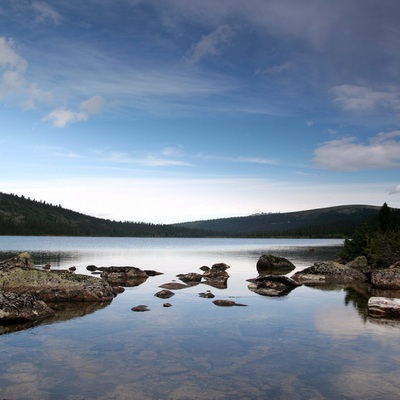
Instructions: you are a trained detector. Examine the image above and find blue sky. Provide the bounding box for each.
[1,0,400,223]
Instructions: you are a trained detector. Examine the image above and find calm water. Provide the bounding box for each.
[0,236,400,400]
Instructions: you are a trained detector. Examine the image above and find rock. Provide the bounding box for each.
[213,300,247,307]
[345,256,368,271]
[87,265,98,272]
[155,289,175,299]
[0,252,34,269]
[248,275,301,297]
[371,267,400,290]
[0,265,118,302]
[0,291,55,323]
[163,303,172,307]
[291,261,368,284]
[177,272,203,283]
[159,282,192,290]
[198,291,215,298]
[368,297,400,318]
[202,263,230,289]
[101,266,148,287]
[200,266,210,272]
[131,305,150,312]
[256,254,295,275]
[69,266,76,272]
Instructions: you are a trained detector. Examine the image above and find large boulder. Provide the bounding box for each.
[371,267,400,290]
[291,261,368,284]
[0,266,117,302]
[256,254,295,275]
[248,275,301,297]
[368,297,400,318]
[100,266,148,287]
[0,291,55,323]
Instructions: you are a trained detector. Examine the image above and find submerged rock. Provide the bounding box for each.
[0,291,55,323]
[291,261,367,284]
[248,275,301,297]
[159,282,192,290]
[131,305,150,312]
[213,299,247,307]
[198,290,215,298]
[256,254,296,275]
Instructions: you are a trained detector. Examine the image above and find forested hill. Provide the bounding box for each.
[0,192,397,238]
[174,205,397,237]
[0,192,211,237]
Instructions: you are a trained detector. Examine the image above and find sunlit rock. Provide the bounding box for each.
[368,297,400,318]
[248,275,301,297]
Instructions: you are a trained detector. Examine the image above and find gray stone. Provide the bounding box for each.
[368,297,400,318]
[256,254,295,275]
[371,267,400,290]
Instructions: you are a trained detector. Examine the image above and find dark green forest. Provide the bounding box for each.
[1,192,398,238]
[0,192,214,237]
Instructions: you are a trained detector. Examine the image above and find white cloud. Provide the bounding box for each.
[106,151,191,167]
[80,95,105,114]
[43,95,105,128]
[314,131,400,171]
[331,84,400,112]
[43,108,88,128]
[184,24,235,65]
[390,184,400,195]
[32,1,61,24]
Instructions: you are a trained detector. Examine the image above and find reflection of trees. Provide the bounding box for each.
[343,285,371,323]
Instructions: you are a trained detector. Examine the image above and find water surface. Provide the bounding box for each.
[1,237,399,400]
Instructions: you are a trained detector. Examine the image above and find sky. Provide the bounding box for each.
[1,0,400,224]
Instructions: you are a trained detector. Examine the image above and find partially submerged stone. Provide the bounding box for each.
[291,261,367,284]
[256,254,295,275]
[155,289,175,299]
[213,299,247,307]
[202,263,230,289]
[198,291,215,298]
[248,275,301,297]
[131,305,150,312]
[368,297,400,318]
[0,266,117,302]
[159,282,192,290]
[0,291,55,323]
[101,266,148,287]
[177,272,203,283]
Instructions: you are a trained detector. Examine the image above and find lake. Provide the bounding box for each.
[0,236,399,400]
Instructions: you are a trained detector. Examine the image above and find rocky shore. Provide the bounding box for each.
[1,251,400,331]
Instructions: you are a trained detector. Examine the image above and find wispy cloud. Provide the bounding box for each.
[196,153,277,165]
[32,1,61,25]
[43,95,105,128]
[389,184,400,195]
[314,131,400,171]
[184,24,235,65]
[331,84,400,112]
[105,151,191,167]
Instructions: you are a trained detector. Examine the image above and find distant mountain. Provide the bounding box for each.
[0,192,212,237]
[174,205,395,237]
[1,192,396,238]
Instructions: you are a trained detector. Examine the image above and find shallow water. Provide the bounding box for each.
[1,237,400,400]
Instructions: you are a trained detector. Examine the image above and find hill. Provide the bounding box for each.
[174,205,395,237]
[0,192,211,237]
[1,192,396,238]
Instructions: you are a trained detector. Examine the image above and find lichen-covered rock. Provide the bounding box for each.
[345,256,369,271]
[248,275,301,297]
[101,266,148,287]
[0,266,117,302]
[256,254,295,275]
[0,291,55,322]
[0,252,34,269]
[371,267,400,290]
[291,261,367,284]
